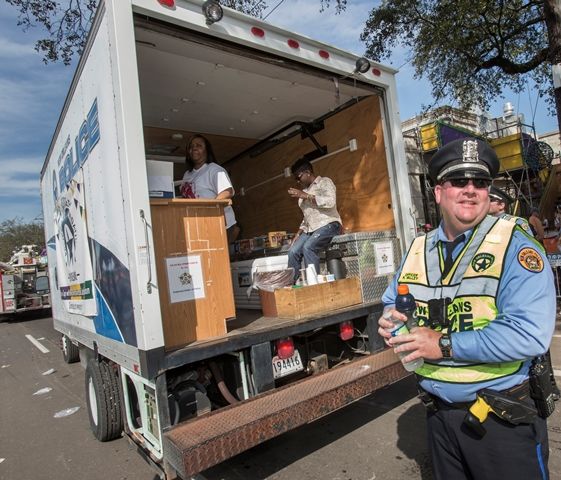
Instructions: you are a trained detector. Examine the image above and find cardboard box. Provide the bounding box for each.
[146,160,174,198]
[268,231,287,248]
[259,277,362,319]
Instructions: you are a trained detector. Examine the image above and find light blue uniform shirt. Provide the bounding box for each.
[382,220,556,403]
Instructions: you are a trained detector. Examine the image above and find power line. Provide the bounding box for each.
[263,0,286,20]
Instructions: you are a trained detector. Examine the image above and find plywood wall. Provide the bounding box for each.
[227,95,395,238]
[144,94,395,239]
[143,126,256,180]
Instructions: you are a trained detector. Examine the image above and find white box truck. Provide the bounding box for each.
[40,1,416,478]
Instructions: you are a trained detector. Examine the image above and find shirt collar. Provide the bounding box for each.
[304,175,321,191]
[193,162,209,172]
[428,222,474,251]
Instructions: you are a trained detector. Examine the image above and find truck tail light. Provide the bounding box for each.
[276,337,294,360]
[158,0,175,7]
[339,320,354,341]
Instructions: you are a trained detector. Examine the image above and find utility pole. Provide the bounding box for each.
[545,0,561,138]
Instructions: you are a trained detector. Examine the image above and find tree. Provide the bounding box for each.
[360,0,561,135]
[5,0,268,65]
[0,217,45,263]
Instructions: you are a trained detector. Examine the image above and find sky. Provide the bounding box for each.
[0,0,558,224]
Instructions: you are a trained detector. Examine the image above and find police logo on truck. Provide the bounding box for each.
[58,198,77,265]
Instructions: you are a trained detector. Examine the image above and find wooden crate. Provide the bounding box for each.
[150,198,235,349]
[260,277,362,319]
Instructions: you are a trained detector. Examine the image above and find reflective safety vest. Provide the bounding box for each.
[498,212,533,236]
[398,216,523,383]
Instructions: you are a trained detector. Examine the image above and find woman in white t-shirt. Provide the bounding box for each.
[180,135,240,242]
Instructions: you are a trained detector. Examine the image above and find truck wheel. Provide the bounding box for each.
[61,335,80,363]
[85,359,123,441]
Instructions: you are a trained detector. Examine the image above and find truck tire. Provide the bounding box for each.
[61,335,80,363]
[85,359,123,442]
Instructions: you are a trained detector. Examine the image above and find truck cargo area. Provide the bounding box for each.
[134,16,401,350]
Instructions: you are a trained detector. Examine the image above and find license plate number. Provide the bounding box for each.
[272,350,303,379]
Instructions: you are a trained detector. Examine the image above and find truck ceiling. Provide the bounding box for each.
[134,19,378,154]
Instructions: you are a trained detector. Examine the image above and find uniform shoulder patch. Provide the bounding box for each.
[517,247,544,272]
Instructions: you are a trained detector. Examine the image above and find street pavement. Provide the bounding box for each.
[0,312,560,480]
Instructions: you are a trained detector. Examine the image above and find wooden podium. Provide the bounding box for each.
[150,199,235,349]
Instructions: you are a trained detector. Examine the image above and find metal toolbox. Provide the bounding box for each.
[328,230,402,304]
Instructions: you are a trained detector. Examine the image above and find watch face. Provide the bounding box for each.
[439,334,452,358]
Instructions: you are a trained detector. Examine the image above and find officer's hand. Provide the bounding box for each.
[390,327,444,362]
[377,307,407,347]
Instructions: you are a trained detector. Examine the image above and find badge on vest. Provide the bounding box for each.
[402,272,419,281]
[518,248,544,272]
[471,253,495,272]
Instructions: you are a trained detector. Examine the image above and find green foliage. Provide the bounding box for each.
[0,217,45,263]
[360,0,559,116]
[222,0,267,17]
[6,0,98,65]
[6,0,350,65]
[5,0,267,65]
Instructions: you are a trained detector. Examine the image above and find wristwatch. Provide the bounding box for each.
[439,333,452,358]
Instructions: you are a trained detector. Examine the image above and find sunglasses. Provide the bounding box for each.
[445,178,491,189]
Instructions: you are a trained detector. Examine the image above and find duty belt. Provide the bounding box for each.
[418,380,531,412]
[418,381,536,437]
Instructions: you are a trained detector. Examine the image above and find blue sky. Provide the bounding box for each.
[0,0,557,224]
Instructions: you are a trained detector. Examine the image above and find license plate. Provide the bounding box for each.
[272,350,304,379]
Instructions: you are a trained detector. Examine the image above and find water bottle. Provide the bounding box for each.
[387,284,424,372]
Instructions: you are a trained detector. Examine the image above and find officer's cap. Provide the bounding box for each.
[489,186,513,204]
[429,138,499,183]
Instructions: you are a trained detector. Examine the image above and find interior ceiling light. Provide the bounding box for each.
[170,107,179,112]
[171,133,184,140]
[162,117,169,122]
[181,97,190,103]
[354,57,371,74]
[197,81,206,86]
[202,0,223,25]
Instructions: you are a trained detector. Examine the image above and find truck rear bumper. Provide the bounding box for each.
[163,348,407,478]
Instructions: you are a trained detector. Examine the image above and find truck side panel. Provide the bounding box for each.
[41,3,159,370]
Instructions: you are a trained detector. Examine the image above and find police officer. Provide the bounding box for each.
[489,186,559,399]
[489,185,512,216]
[378,138,555,479]
[489,185,533,233]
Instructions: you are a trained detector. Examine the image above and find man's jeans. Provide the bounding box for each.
[288,222,341,282]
